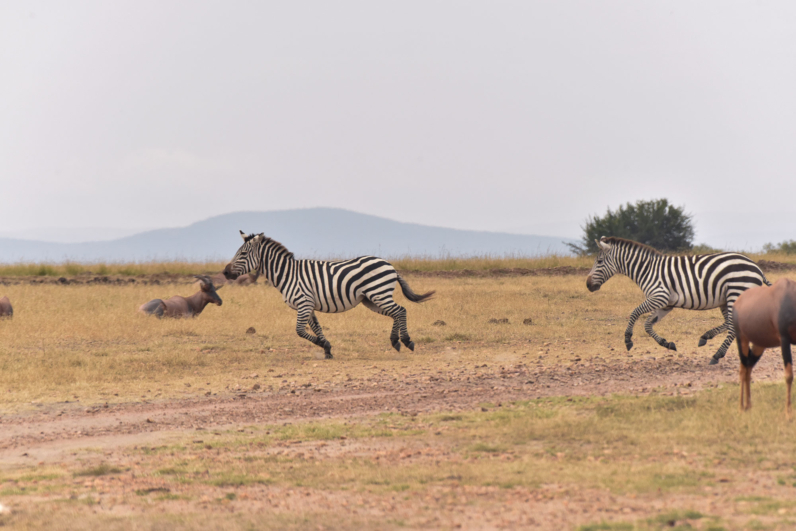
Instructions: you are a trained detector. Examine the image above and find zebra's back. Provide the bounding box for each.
[661,253,768,310]
[294,256,399,313]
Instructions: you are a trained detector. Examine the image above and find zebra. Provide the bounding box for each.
[586,236,771,364]
[223,231,435,359]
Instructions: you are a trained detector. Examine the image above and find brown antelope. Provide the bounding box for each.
[139,276,222,318]
[0,296,12,318]
[733,278,796,416]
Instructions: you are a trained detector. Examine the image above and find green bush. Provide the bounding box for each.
[568,198,695,255]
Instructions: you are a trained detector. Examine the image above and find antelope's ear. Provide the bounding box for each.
[239,230,247,242]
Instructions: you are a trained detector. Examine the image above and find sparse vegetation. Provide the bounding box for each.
[763,240,796,255]
[2,261,796,529]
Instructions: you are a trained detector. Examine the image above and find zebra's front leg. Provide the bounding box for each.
[699,305,729,347]
[643,308,676,351]
[309,313,333,359]
[294,305,331,359]
[625,295,668,351]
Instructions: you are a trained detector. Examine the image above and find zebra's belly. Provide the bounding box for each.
[669,291,724,311]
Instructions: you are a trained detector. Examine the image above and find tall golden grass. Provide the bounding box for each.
[1,271,791,408]
[0,251,793,278]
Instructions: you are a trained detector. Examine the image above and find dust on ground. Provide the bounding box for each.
[1,351,789,529]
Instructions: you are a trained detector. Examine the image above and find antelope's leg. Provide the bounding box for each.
[782,339,793,419]
[739,364,748,411]
[747,344,765,411]
[738,335,751,411]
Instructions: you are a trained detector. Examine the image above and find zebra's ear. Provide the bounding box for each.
[240,230,247,242]
[597,238,611,251]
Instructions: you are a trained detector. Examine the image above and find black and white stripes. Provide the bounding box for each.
[586,236,770,364]
[223,231,434,358]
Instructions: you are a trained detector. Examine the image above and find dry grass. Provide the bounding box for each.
[0,250,793,278]
[0,261,227,278]
[3,268,796,529]
[0,271,792,408]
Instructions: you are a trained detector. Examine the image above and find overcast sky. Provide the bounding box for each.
[1,1,795,249]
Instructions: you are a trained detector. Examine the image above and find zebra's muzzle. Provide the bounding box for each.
[586,279,600,292]
[223,264,239,280]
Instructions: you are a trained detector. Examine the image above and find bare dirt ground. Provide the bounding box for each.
[2,352,792,530]
[1,352,774,460]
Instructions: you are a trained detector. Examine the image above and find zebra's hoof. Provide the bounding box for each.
[698,337,707,347]
[708,358,719,365]
[667,342,677,351]
[625,341,633,351]
[325,351,333,359]
[405,341,415,352]
[391,340,401,352]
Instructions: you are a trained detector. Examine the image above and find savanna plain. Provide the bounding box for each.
[2,256,796,530]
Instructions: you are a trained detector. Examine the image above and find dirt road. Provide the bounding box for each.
[0,351,777,463]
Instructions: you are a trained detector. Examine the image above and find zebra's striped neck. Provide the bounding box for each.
[259,240,296,291]
[611,241,663,293]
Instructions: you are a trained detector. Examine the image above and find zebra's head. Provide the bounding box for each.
[586,237,619,292]
[223,230,264,280]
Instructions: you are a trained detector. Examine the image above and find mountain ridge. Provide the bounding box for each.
[0,208,575,263]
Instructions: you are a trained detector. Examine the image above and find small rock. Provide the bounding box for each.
[488,318,510,324]
[252,383,261,390]
[184,383,191,387]
[246,327,256,334]
[523,318,533,325]
[146,418,154,423]
[432,320,446,326]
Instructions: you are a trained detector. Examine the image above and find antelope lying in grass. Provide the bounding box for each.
[733,278,796,416]
[0,296,12,318]
[139,276,222,318]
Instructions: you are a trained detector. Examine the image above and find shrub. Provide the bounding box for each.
[568,198,694,255]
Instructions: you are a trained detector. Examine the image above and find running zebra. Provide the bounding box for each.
[586,236,771,364]
[223,231,435,359]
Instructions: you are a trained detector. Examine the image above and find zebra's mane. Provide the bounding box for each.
[603,237,663,256]
[262,237,295,260]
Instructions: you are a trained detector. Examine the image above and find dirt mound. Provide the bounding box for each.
[757,260,796,272]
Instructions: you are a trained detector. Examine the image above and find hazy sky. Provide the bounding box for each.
[2,1,795,249]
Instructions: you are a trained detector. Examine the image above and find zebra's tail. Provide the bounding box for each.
[397,275,435,303]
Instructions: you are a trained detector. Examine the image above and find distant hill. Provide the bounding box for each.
[0,208,576,263]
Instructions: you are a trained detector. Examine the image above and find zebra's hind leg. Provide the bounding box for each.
[295,304,332,359]
[699,306,729,347]
[309,313,333,359]
[709,305,736,365]
[362,297,414,352]
[643,307,676,351]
